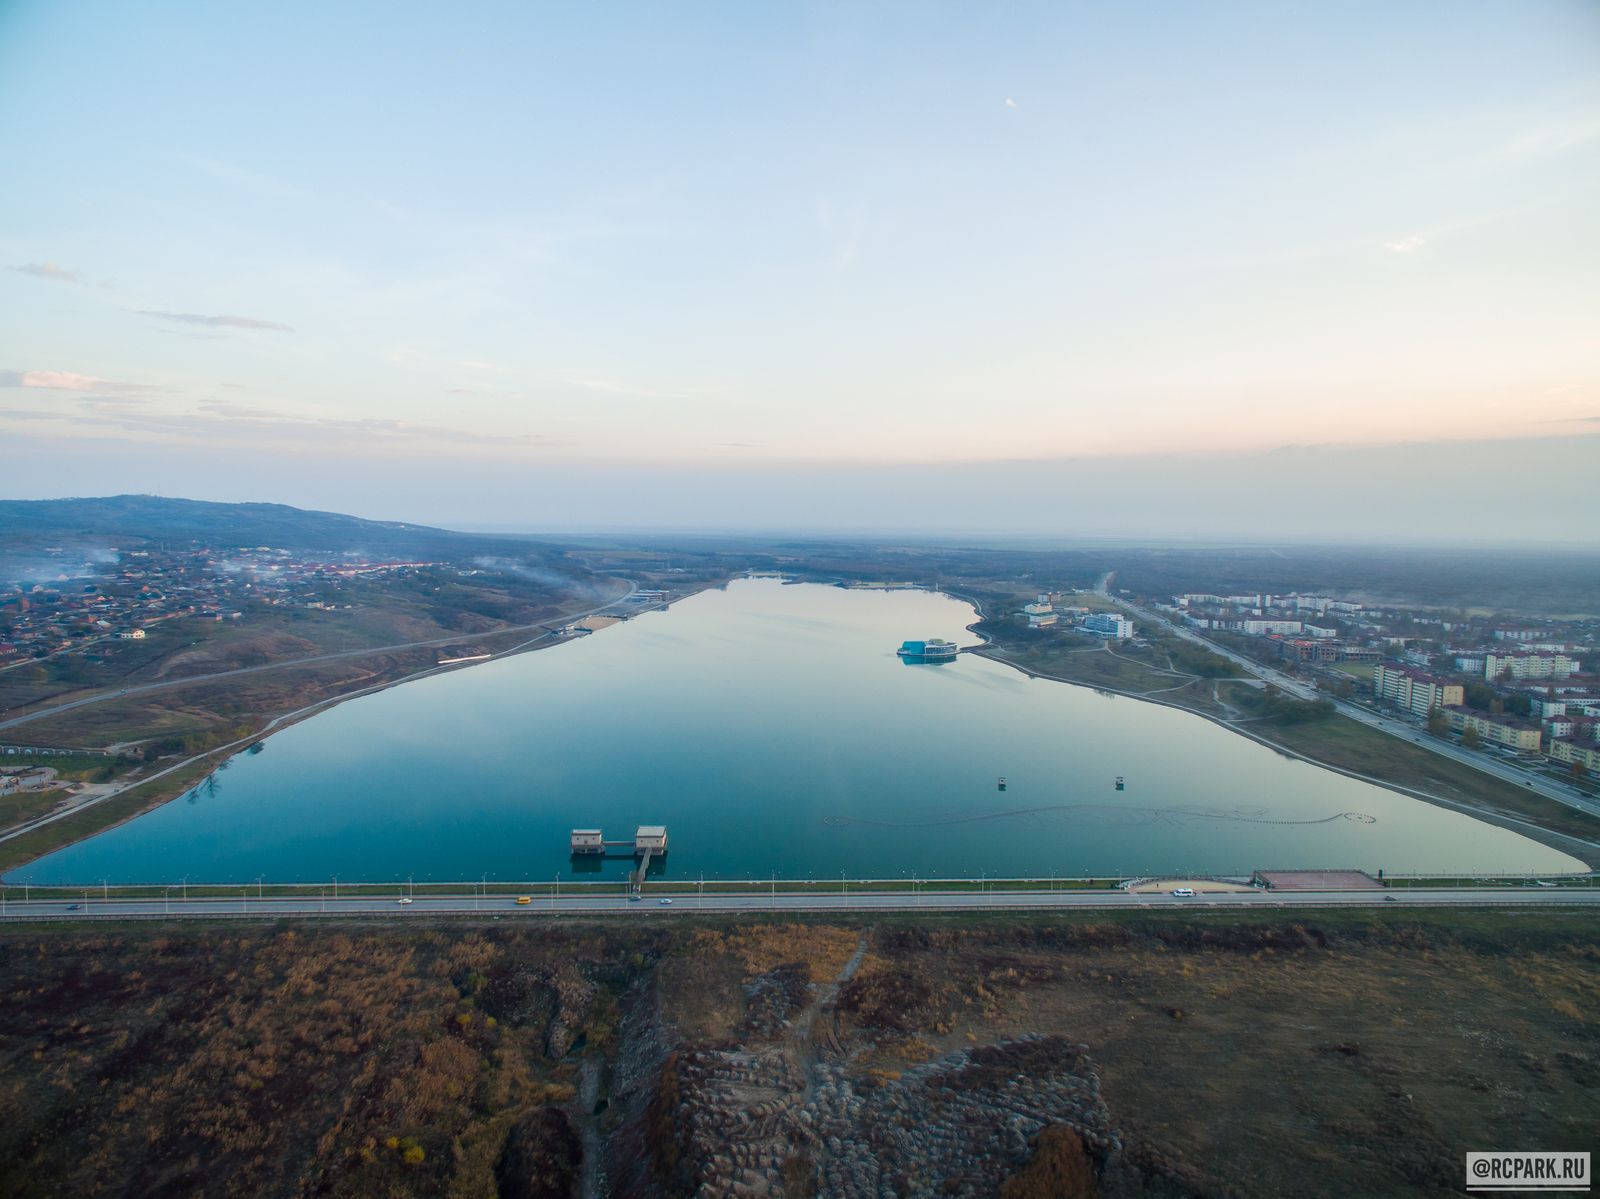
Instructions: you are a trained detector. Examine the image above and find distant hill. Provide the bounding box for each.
[0,495,559,560]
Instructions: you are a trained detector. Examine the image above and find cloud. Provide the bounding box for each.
[1383,236,1426,254]
[569,378,699,399]
[0,369,161,394]
[139,311,295,332]
[1006,98,1016,107]
[447,387,474,395]
[9,262,82,283]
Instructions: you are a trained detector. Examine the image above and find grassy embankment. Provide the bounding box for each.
[1224,700,1600,848]
[975,618,1600,857]
[0,756,227,876]
[10,874,1595,902]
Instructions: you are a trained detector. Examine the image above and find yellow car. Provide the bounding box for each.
[515,896,531,905]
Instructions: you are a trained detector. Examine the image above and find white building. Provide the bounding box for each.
[1237,619,1302,636]
[1080,613,1135,639]
[1484,652,1576,680]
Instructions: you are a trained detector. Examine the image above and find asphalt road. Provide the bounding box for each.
[1101,587,1600,818]
[4,886,1598,922]
[0,581,639,734]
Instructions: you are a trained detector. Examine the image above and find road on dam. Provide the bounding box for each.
[5,887,1599,922]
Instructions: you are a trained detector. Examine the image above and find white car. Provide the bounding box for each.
[397,897,413,904]
[658,897,673,905]
[1171,888,1196,897]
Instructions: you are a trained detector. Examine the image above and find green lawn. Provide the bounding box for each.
[0,758,220,875]
[0,788,69,829]
[1328,662,1374,680]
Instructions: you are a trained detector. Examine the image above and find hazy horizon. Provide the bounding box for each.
[5,430,1599,546]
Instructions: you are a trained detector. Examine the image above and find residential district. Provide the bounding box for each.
[1018,588,1600,784]
[0,546,451,663]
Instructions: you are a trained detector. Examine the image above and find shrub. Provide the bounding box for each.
[1001,1125,1096,1199]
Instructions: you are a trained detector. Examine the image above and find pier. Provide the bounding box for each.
[569,825,669,897]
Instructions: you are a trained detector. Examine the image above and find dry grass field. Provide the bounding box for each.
[0,910,1594,1199]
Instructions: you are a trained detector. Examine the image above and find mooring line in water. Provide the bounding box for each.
[823,807,1376,829]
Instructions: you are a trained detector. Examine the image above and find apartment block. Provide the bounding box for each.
[1442,705,1544,752]
[1374,662,1464,717]
[1548,736,1600,772]
[1483,652,1575,680]
[1237,619,1302,635]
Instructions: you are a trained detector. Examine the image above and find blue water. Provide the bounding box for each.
[10,580,1584,884]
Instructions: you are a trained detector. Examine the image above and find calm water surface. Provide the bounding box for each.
[11,581,1584,884]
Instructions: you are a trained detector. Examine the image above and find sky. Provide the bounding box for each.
[3,1,1598,539]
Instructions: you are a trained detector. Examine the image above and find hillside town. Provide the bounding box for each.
[0,546,444,665]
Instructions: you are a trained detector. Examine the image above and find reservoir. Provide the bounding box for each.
[10,580,1585,884]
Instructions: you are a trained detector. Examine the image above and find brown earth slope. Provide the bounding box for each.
[0,911,1595,1199]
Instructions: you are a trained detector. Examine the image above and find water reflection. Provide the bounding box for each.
[9,580,1586,883]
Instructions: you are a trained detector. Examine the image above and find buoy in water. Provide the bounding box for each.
[997,777,1007,792]
[1115,776,1125,791]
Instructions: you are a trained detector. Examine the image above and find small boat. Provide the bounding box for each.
[897,638,958,662]
[1115,776,1125,791]
[997,777,1007,792]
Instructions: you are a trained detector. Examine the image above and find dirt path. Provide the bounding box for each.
[577,1059,602,1199]
[784,930,872,1103]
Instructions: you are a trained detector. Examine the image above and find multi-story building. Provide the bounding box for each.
[1374,663,1464,717]
[1544,714,1600,741]
[1442,706,1544,752]
[1454,655,1485,674]
[1023,598,1058,629]
[1483,652,1575,680]
[1493,628,1543,641]
[1237,619,1302,636]
[1282,639,1342,662]
[1080,613,1134,639]
[1547,736,1600,772]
